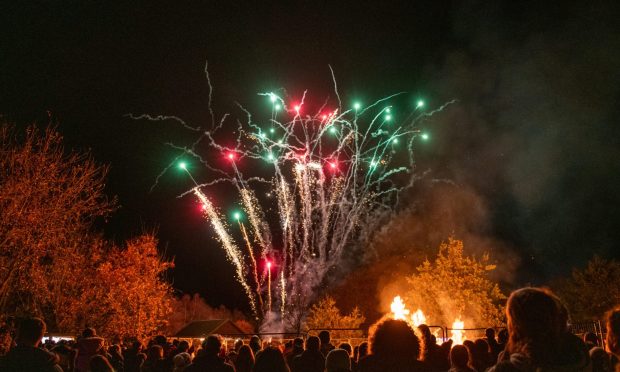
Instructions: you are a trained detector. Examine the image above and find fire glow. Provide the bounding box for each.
[389,296,466,344]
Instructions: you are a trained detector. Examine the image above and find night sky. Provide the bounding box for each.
[2,1,619,313]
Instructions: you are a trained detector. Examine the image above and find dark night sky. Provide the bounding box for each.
[1,1,619,312]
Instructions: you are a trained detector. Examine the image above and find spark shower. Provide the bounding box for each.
[131,65,451,327]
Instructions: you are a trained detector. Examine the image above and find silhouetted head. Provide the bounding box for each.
[498,329,509,344]
[472,338,491,367]
[82,327,96,338]
[238,344,254,360]
[583,332,598,346]
[590,346,609,371]
[486,328,496,340]
[147,345,163,360]
[606,308,620,356]
[234,338,244,352]
[293,337,304,349]
[131,340,143,351]
[253,346,289,372]
[417,324,433,359]
[250,335,261,352]
[153,335,167,347]
[17,317,46,346]
[236,345,255,370]
[203,335,222,356]
[306,336,320,352]
[450,344,470,369]
[358,341,368,359]
[505,287,568,364]
[319,330,331,345]
[109,344,122,356]
[178,340,190,352]
[338,342,352,356]
[369,319,420,360]
[326,348,351,372]
[417,324,432,343]
[89,355,114,372]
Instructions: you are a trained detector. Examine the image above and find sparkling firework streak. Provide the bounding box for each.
[131,66,454,325]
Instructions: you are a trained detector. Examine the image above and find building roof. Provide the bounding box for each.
[174,319,246,338]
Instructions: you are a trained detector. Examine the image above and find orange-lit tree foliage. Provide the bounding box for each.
[0,125,172,340]
[305,296,365,339]
[405,238,505,328]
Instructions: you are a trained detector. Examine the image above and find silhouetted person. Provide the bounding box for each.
[357,341,368,361]
[108,344,124,372]
[51,341,73,371]
[253,345,290,372]
[338,343,355,370]
[449,344,475,372]
[486,328,502,361]
[319,330,335,357]
[497,329,508,355]
[286,338,304,367]
[606,307,620,371]
[249,335,262,356]
[584,332,599,350]
[292,336,324,372]
[0,317,62,372]
[471,338,492,372]
[488,287,591,371]
[418,324,449,371]
[142,345,167,372]
[326,348,351,372]
[358,318,423,372]
[173,352,192,372]
[589,347,612,372]
[185,335,234,372]
[123,341,146,372]
[234,345,254,372]
[75,327,104,372]
[90,354,115,372]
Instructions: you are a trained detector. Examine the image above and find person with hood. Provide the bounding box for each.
[488,287,591,372]
[0,317,62,372]
[74,327,105,372]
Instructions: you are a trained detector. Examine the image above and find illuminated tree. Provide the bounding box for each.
[555,255,620,321]
[61,235,174,341]
[304,296,365,339]
[0,124,173,340]
[0,124,114,316]
[405,238,505,327]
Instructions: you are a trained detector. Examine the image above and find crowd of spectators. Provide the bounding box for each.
[1,287,619,372]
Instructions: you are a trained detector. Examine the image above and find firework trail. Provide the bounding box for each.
[131,66,454,327]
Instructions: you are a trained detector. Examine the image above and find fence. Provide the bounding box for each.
[180,320,605,349]
[569,320,605,348]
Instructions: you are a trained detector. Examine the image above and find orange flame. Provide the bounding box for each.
[390,296,410,320]
[451,318,465,345]
[412,309,427,327]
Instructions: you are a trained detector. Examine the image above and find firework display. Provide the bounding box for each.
[134,71,452,326]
